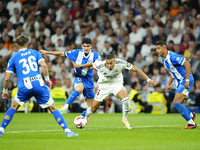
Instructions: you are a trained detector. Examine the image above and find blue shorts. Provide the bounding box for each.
[175,77,194,96]
[73,77,95,99]
[15,81,54,108]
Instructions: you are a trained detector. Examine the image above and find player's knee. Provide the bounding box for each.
[4,115,10,120]
[76,88,83,93]
[48,105,57,113]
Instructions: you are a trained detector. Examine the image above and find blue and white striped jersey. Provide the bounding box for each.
[65,49,101,79]
[162,51,193,86]
[6,48,44,88]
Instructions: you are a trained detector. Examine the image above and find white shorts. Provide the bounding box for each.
[95,82,126,102]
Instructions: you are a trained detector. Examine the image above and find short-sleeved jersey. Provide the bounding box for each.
[65,49,101,79]
[93,59,132,84]
[162,51,193,83]
[6,48,44,88]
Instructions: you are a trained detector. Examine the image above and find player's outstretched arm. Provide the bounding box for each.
[73,63,93,68]
[39,60,52,88]
[39,50,65,57]
[130,65,157,87]
[2,72,12,99]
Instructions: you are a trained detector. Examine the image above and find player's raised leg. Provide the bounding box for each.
[80,87,95,117]
[48,103,79,137]
[85,100,102,120]
[60,82,83,114]
[0,100,20,137]
[173,93,197,129]
[116,89,132,130]
[81,98,93,117]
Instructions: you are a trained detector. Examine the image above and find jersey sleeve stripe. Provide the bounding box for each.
[64,52,68,58]
[181,58,185,66]
[6,70,14,73]
[38,58,44,64]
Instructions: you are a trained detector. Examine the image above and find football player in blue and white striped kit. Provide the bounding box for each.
[40,38,101,116]
[0,35,78,137]
[156,41,197,129]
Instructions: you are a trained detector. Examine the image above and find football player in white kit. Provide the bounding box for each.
[74,54,156,130]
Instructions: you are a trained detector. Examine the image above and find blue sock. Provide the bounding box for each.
[66,90,80,105]
[81,110,87,117]
[174,103,191,121]
[182,105,191,116]
[52,110,68,130]
[1,108,16,129]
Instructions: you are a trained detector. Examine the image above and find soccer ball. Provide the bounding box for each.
[74,116,87,129]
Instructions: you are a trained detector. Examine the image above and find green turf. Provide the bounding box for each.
[0,113,199,150]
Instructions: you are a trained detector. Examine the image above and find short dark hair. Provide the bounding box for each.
[105,54,115,60]
[155,83,161,88]
[153,66,159,70]
[111,33,117,37]
[131,82,138,89]
[82,37,92,44]
[153,54,158,57]
[168,40,174,44]
[39,28,44,32]
[156,41,167,47]
[16,35,29,47]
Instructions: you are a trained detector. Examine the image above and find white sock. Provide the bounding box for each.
[63,104,69,110]
[122,97,130,119]
[190,112,193,118]
[85,107,93,120]
[0,127,5,133]
[188,119,195,125]
[65,128,71,133]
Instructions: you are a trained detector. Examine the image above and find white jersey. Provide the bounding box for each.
[93,59,133,84]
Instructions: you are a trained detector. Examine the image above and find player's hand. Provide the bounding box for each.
[39,50,47,55]
[165,85,171,92]
[2,93,9,99]
[45,80,52,88]
[149,80,157,87]
[184,81,190,89]
[73,63,80,68]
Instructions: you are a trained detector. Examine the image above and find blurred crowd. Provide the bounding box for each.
[0,0,200,112]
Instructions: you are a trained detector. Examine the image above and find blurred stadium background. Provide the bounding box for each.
[0,0,200,114]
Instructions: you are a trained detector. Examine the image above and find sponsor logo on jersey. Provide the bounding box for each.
[115,69,118,72]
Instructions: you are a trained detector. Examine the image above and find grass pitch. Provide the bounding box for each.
[0,113,199,150]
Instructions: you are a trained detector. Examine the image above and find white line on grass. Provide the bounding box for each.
[6,124,194,134]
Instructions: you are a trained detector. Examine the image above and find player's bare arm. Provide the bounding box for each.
[183,60,191,89]
[39,59,52,88]
[73,63,93,68]
[165,74,173,92]
[39,50,65,57]
[2,72,12,99]
[130,65,157,87]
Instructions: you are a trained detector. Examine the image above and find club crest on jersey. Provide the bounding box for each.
[115,69,118,72]
[126,62,131,67]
